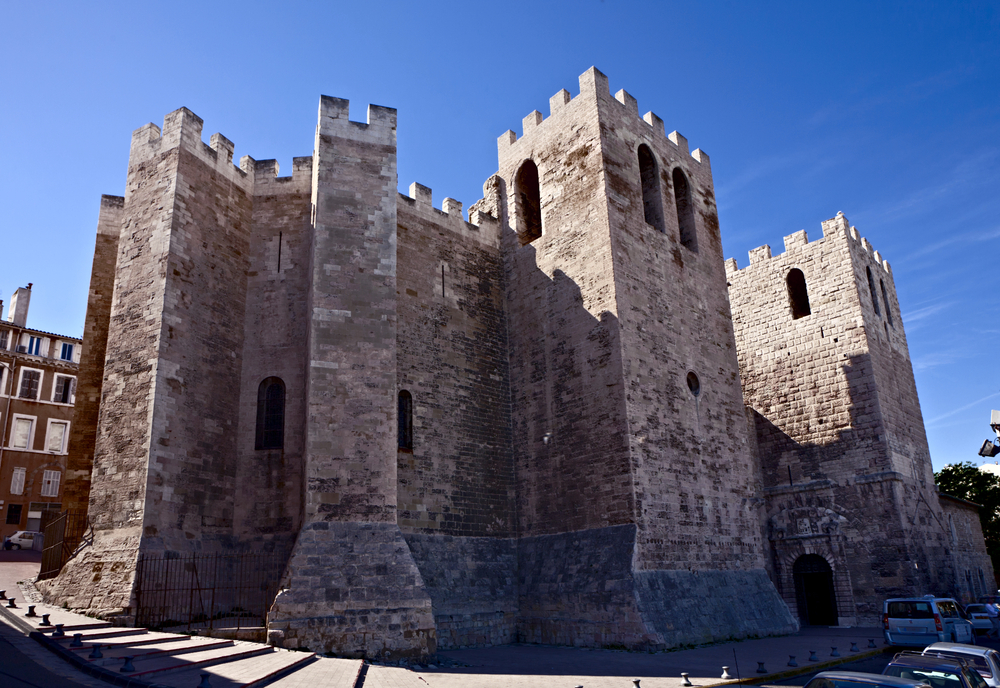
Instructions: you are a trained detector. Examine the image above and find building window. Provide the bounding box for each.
[880,279,893,327]
[686,372,701,397]
[10,467,26,496]
[515,160,542,246]
[53,375,75,404]
[255,377,285,450]
[18,369,41,399]
[60,343,74,361]
[46,421,69,453]
[27,336,42,356]
[398,390,413,451]
[6,504,22,525]
[11,417,34,449]
[637,144,665,233]
[0,329,8,350]
[40,470,61,498]
[673,167,697,251]
[866,266,881,317]
[787,268,811,319]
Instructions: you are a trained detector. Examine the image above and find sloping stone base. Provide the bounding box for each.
[268,521,436,659]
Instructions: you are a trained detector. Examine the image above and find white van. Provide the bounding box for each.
[884,596,976,646]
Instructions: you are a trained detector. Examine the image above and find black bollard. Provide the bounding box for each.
[788,656,798,667]
[89,644,103,659]
[6,597,16,609]
[868,639,877,649]
[850,642,859,652]
[39,613,51,626]
[809,650,819,662]
[120,656,135,673]
[52,624,65,637]
[70,633,83,648]
[197,674,213,688]
[682,673,693,686]
[25,605,36,617]
[831,647,840,657]
[757,662,767,674]
[0,589,6,599]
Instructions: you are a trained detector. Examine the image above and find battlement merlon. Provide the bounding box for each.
[128,107,250,185]
[316,96,397,144]
[496,67,709,167]
[726,213,893,276]
[399,182,499,248]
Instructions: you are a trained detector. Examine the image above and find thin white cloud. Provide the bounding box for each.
[903,302,952,325]
[926,391,1000,425]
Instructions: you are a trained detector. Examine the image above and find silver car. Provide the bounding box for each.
[924,643,1000,688]
[884,597,976,646]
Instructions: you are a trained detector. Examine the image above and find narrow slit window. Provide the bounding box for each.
[515,160,542,245]
[637,144,664,232]
[255,377,285,450]
[398,390,413,451]
[787,268,811,319]
[880,279,893,326]
[866,266,881,317]
[673,168,697,251]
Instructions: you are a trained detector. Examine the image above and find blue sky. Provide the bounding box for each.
[1,1,997,470]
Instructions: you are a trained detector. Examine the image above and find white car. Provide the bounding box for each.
[7,530,42,550]
[924,643,1000,688]
[965,605,994,636]
[884,596,976,646]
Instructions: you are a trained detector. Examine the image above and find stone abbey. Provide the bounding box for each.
[42,68,993,658]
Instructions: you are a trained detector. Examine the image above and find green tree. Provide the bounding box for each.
[935,462,1000,580]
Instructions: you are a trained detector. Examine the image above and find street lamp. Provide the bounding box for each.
[979,409,1000,458]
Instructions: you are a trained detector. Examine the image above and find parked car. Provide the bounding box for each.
[883,651,988,688]
[884,597,977,647]
[7,530,42,550]
[924,643,1000,688]
[964,605,994,636]
[803,671,931,688]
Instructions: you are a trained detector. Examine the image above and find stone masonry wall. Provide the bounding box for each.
[268,97,435,659]
[395,187,516,648]
[63,194,122,516]
[234,156,313,549]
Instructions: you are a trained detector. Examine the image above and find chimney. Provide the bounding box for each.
[8,285,31,327]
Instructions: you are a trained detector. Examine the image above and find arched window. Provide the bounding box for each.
[880,279,893,326]
[866,266,881,316]
[255,377,285,450]
[672,167,697,251]
[515,160,542,246]
[398,390,413,451]
[787,269,811,319]
[637,144,664,232]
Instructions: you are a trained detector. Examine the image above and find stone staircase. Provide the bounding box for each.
[0,594,363,688]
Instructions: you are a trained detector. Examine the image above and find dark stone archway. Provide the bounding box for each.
[793,554,838,626]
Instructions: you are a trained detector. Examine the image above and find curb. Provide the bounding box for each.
[696,647,890,687]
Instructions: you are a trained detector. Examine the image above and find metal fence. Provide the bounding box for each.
[38,510,90,581]
[134,551,285,632]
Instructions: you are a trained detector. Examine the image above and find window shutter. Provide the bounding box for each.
[11,467,25,495]
[41,470,60,498]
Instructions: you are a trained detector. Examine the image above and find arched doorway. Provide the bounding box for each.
[793,554,838,626]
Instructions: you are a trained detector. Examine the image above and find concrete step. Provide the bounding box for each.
[84,636,235,665]
[149,648,317,688]
[266,655,364,687]
[115,640,274,678]
[49,626,149,642]
[65,630,190,649]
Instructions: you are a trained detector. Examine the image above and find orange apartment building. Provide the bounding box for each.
[0,285,81,541]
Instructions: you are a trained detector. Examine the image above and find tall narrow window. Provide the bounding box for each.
[398,390,413,451]
[637,144,664,232]
[47,422,69,453]
[28,336,42,356]
[515,160,542,245]
[19,370,40,399]
[11,418,33,449]
[866,266,881,316]
[673,168,697,251]
[0,330,8,349]
[880,279,893,326]
[255,377,285,450]
[6,504,22,525]
[787,269,811,319]
[60,343,74,361]
[53,375,75,404]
